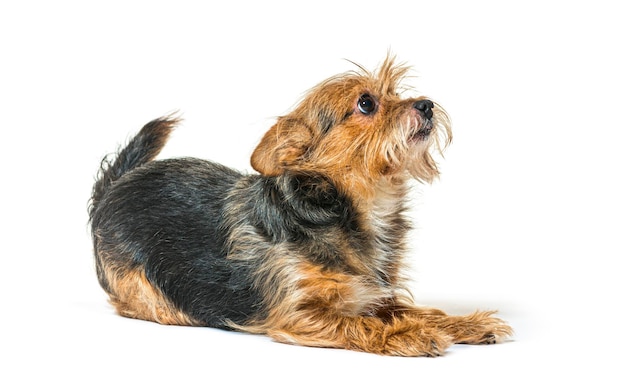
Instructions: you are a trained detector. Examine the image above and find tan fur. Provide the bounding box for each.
[251,56,452,205]
[102,263,200,326]
[233,256,510,356]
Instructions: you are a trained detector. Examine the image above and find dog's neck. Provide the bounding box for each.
[370,175,410,228]
[347,174,409,213]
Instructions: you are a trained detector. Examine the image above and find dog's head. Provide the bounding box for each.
[251,55,451,196]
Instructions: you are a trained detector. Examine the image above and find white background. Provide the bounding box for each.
[1,1,624,382]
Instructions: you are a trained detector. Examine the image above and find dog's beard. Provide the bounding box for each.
[378,108,452,184]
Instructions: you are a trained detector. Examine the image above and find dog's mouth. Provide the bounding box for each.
[409,121,433,142]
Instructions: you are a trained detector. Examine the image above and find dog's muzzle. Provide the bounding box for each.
[411,99,434,140]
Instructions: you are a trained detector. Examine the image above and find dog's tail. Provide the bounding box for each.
[89,114,179,221]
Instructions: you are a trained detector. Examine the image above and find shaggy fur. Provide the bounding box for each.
[89,55,512,356]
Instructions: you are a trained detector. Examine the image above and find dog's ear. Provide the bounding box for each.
[251,118,313,176]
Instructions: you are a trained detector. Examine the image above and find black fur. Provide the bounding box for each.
[89,118,373,328]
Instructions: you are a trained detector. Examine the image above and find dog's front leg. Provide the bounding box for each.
[265,309,454,357]
[377,304,513,346]
[240,263,454,356]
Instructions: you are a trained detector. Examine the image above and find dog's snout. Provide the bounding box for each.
[413,99,434,120]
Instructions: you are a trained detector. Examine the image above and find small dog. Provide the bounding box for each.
[89,55,512,356]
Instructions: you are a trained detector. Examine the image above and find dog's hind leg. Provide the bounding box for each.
[100,262,200,326]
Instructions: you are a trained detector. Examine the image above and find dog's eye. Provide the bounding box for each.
[357,94,377,115]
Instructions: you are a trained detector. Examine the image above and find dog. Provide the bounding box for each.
[89,55,512,356]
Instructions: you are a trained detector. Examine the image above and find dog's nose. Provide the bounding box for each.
[413,99,434,120]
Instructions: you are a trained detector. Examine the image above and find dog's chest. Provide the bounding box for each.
[363,184,409,278]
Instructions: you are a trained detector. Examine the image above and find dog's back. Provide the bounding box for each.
[89,117,262,327]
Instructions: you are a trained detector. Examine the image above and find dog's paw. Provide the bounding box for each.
[447,311,513,345]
